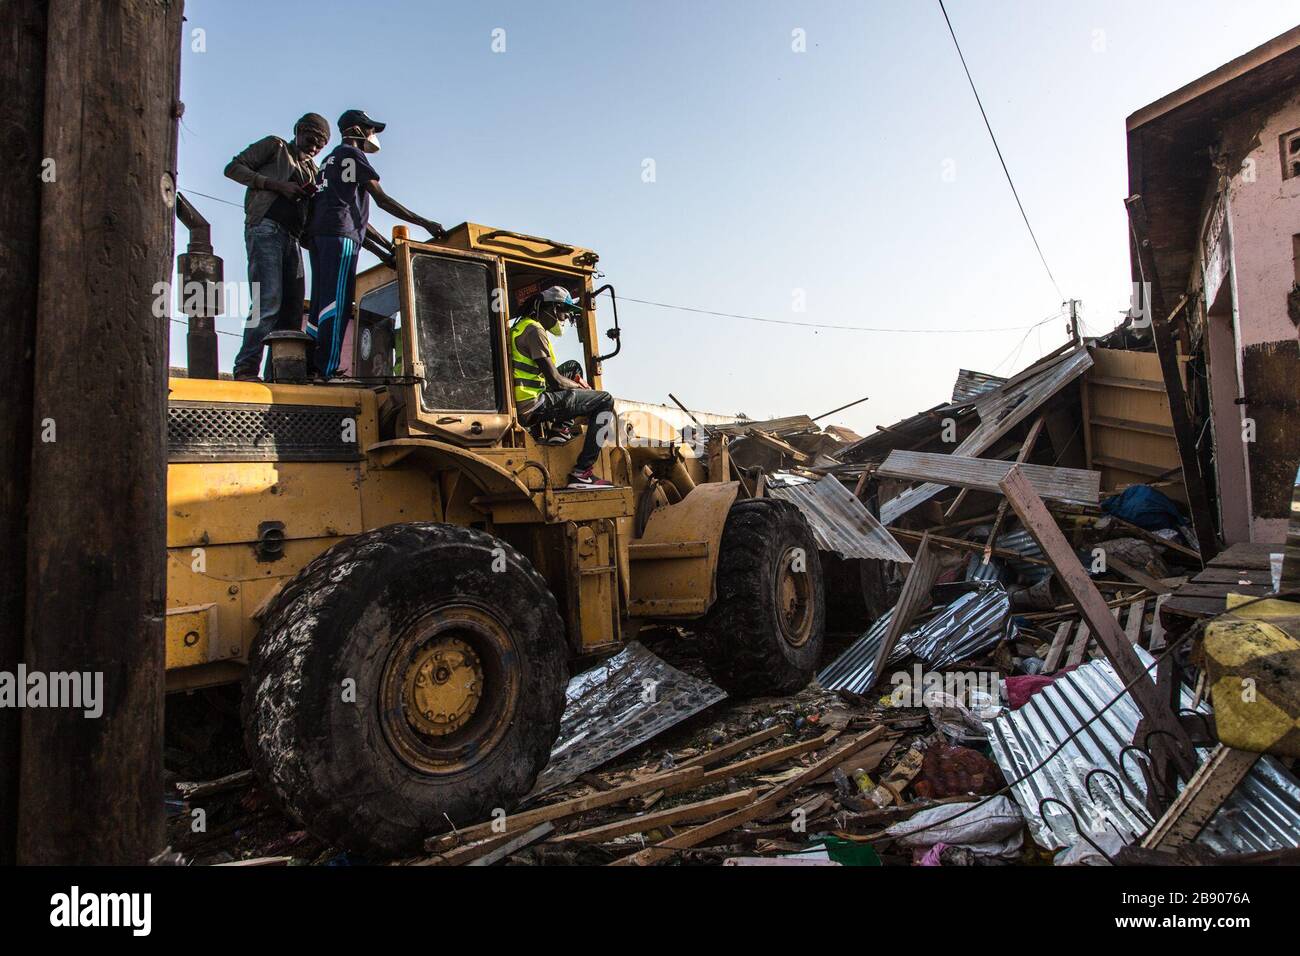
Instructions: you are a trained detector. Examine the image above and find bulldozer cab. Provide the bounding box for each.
[354,223,611,448]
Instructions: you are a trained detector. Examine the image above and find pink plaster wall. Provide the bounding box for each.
[1208,93,1299,543]
[1226,90,1300,348]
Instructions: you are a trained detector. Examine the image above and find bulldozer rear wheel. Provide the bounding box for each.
[242,522,567,858]
[698,498,825,696]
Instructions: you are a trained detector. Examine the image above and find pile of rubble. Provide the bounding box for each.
[164,342,1300,866]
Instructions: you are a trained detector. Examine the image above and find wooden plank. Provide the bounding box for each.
[683,732,836,792]
[1108,555,1173,595]
[1089,414,1176,438]
[1125,599,1145,644]
[1148,594,1169,650]
[870,534,940,687]
[423,766,705,854]
[747,429,809,465]
[1141,746,1261,850]
[674,725,785,771]
[613,728,886,866]
[1091,455,1176,479]
[1043,621,1074,673]
[467,823,554,867]
[1065,622,1092,668]
[981,415,1047,561]
[893,528,1050,566]
[877,449,1100,506]
[1125,196,1219,563]
[806,730,901,785]
[998,465,1197,777]
[1163,595,1240,620]
[1104,516,1202,561]
[1174,581,1273,599]
[550,789,760,844]
[1185,567,1270,585]
[1086,375,1166,392]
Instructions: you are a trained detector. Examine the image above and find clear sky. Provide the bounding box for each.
[172,0,1300,435]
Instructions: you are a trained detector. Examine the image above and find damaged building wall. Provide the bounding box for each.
[1218,91,1300,541]
[1128,37,1300,546]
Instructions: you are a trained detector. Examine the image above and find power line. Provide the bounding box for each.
[181,187,244,210]
[937,0,1063,301]
[176,184,1059,337]
[620,296,1061,335]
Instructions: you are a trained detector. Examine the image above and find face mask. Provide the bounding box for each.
[345,126,381,154]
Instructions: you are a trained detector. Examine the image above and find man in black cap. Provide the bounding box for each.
[224,112,331,381]
[306,109,445,378]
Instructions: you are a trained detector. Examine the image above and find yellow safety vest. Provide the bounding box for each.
[509,316,556,404]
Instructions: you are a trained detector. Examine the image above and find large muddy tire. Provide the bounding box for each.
[823,555,899,632]
[242,522,568,858]
[698,498,825,696]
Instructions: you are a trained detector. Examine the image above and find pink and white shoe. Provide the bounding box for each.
[564,468,614,489]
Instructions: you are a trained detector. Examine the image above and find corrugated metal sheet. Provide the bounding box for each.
[987,651,1300,856]
[817,612,893,694]
[881,347,1094,525]
[766,474,911,562]
[897,586,1013,669]
[817,585,1011,692]
[952,369,1008,403]
[529,641,726,799]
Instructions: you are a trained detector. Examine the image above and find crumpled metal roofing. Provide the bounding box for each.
[528,641,725,799]
[817,584,1012,693]
[898,586,1013,669]
[986,651,1300,857]
[880,347,1094,525]
[766,474,911,563]
[952,368,1009,403]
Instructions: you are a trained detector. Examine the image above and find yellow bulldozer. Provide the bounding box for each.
[165,222,825,856]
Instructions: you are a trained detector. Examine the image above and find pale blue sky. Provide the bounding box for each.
[172,0,1299,435]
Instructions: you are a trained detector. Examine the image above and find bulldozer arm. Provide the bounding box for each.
[626,481,739,618]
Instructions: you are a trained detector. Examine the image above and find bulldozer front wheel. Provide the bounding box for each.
[242,522,568,858]
[698,498,825,696]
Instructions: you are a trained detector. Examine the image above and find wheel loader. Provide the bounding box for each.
[165,222,825,856]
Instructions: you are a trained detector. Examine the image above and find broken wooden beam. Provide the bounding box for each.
[675,725,786,770]
[612,727,886,866]
[998,465,1197,779]
[423,765,705,854]
[1140,745,1260,850]
[550,789,760,844]
[878,449,1100,507]
[870,533,939,687]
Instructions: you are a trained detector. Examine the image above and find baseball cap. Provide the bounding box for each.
[338,109,386,134]
[541,286,582,312]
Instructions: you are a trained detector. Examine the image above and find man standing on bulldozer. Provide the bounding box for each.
[510,287,617,489]
[306,109,446,378]
[223,112,331,381]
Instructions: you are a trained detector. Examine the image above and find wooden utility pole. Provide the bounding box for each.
[16,0,184,864]
[0,0,49,866]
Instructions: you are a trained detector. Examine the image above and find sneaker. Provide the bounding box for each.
[233,371,262,383]
[539,427,573,446]
[564,468,614,490]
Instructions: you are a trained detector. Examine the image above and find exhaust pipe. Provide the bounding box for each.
[175,192,222,379]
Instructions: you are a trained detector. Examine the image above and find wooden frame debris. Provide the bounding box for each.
[998,465,1197,779]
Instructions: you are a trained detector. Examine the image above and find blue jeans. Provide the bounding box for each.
[527,389,615,471]
[233,219,305,377]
